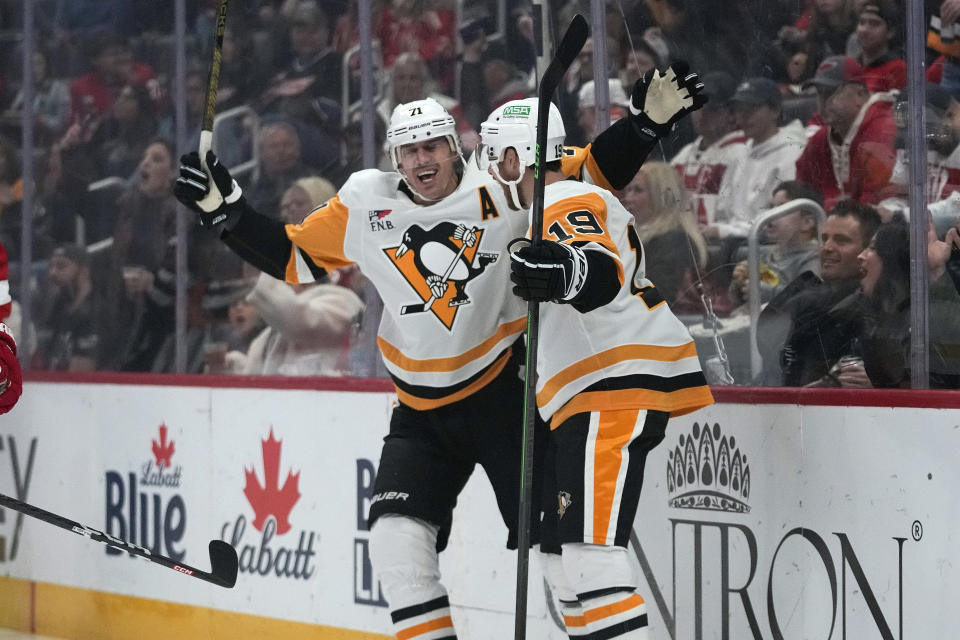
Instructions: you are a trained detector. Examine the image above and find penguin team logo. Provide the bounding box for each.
[384,221,498,329]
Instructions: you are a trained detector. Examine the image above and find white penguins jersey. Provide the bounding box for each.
[532,180,714,425]
[281,148,609,410]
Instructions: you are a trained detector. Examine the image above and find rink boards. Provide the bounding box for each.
[0,377,957,639]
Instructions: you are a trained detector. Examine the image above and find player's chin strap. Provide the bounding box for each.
[490,161,527,210]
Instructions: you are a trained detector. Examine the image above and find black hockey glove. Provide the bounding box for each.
[174,150,245,230]
[509,238,588,303]
[629,60,707,139]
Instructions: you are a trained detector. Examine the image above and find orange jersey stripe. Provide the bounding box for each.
[537,343,700,409]
[284,196,354,282]
[592,409,640,543]
[583,593,646,624]
[378,318,526,373]
[393,350,511,410]
[551,386,714,428]
[563,613,588,628]
[396,616,455,640]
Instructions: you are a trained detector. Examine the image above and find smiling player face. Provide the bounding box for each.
[397,138,460,203]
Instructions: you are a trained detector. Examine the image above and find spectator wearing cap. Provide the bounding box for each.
[35,244,99,371]
[671,71,748,227]
[576,79,630,143]
[888,82,960,210]
[855,1,906,92]
[796,55,898,209]
[710,78,807,241]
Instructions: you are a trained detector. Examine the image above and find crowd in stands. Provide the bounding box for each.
[2,0,960,388]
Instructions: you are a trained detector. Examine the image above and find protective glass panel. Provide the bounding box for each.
[3,1,958,391]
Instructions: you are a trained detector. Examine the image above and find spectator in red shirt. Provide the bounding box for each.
[796,55,898,208]
[855,1,907,92]
[69,32,156,130]
[0,240,21,414]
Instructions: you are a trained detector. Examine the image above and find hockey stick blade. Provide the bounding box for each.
[0,493,239,588]
[208,539,240,587]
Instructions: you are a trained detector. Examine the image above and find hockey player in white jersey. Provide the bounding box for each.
[480,95,714,638]
[174,69,706,639]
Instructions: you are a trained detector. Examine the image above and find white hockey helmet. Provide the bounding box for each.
[479,98,566,206]
[480,98,566,168]
[386,97,462,172]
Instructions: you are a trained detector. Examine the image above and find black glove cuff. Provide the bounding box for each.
[202,195,248,235]
[628,113,668,142]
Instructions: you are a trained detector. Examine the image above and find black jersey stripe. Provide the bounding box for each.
[391,595,451,623]
[578,371,709,395]
[391,341,521,403]
[591,614,649,640]
[577,585,636,602]
[298,246,328,281]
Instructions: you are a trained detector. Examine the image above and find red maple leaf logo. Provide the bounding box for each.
[243,428,301,535]
[151,424,175,468]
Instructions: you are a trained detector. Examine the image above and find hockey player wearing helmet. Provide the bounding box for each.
[175,62,706,639]
[483,97,713,639]
[385,97,463,203]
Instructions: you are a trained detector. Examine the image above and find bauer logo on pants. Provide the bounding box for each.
[384,221,498,330]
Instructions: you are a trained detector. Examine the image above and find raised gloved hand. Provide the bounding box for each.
[174,150,245,230]
[508,238,588,303]
[629,61,707,138]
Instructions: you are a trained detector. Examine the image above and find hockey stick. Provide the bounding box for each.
[514,14,588,640]
[0,493,239,588]
[400,231,473,315]
[196,0,230,210]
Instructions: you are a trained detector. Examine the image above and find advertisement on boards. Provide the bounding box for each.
[2,383,958,639]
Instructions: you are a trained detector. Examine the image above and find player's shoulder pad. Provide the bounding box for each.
[559,145,588,178]
[339,168,405,204]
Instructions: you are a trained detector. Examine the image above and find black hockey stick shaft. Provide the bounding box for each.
[202,0,229,135]
[0,493,239,588]
[514,14,589,640]
[197,0,229,200]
